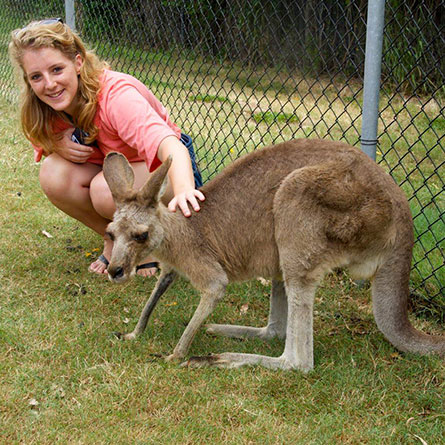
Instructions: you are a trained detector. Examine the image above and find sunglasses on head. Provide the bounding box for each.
[13,17,64,38]
[38,17,64,25]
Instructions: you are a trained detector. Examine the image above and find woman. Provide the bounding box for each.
[9,18,204,276]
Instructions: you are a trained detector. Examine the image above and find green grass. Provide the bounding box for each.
[188,94,232,104]
[252,111,300,125]
[0,7,443,441]
[411,205,444,291]
[0,96,444,444]
[430,115,445,132]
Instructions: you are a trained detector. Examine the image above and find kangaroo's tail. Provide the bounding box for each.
[372,233,444,357]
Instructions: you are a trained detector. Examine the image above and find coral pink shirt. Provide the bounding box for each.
[33,69,181,172]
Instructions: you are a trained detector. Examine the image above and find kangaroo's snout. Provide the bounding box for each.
[108,265,125,281]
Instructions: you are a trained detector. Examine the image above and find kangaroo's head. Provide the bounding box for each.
[103,152,172,283]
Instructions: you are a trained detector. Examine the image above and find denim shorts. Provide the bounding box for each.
[180,133,203,188]
[72,128,203,187]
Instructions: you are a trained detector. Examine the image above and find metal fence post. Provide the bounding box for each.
[65,0,76,31]
[360,0,386,161]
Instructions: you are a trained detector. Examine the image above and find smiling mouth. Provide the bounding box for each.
[47,90,64,99]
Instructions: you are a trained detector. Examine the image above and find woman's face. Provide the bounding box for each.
[22,46,83,116]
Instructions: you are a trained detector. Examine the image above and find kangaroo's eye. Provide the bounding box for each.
[133,232,148,243]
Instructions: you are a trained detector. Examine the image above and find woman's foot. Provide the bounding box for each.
[135,262,159,278]
[88,238,113,274]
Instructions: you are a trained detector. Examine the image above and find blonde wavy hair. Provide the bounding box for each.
[9,20,108,154]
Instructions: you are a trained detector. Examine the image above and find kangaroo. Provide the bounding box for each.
[103,138,444,371]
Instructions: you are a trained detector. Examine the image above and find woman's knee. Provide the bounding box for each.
[39,154,72,200]
[39,154,100,203]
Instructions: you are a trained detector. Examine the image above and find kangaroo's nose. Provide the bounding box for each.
[109,266,124,279]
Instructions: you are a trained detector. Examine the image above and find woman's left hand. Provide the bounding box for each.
[168,189,205,217]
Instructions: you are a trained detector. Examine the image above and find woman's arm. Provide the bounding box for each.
[157,135,205,217]
[101,74,204,216]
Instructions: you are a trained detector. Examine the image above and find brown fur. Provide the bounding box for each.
[103,139,444,371]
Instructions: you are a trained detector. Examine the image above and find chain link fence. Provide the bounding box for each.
[0,0,443,318]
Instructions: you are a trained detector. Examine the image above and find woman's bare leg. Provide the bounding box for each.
[39,153,112,273]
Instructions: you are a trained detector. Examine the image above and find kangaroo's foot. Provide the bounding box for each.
[181,352,311,372]
[206,323,285,340]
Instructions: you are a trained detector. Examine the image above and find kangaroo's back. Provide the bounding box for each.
[192,139,403,281]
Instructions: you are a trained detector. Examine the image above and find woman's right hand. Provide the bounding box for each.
[55,128,94,163]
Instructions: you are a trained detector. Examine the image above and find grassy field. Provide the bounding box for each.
[0,91,444,444]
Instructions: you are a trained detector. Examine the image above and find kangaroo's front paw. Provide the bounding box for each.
[112,331,137,341]
[122,332,137,340]
[165,353,183,363]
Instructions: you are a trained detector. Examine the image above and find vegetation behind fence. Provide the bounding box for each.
[0,0,443,316]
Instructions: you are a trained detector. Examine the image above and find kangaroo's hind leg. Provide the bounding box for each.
[185,279,316,371]
[206,280,287,340]
[185,166,327,371]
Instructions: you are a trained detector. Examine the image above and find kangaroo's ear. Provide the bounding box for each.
[103,152,135,202]
[139,156,173,206]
